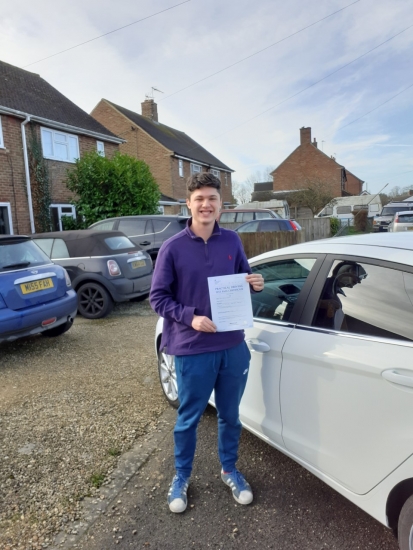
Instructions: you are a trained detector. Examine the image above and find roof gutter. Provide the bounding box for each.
[0,105,125,144]
[173,153,234,173]
[20,115,36,234]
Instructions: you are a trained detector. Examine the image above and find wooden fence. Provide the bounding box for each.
[296,217,330,241]
[220,217,330,243]
[238,230,306,259]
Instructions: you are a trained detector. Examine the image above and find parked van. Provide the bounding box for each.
[315,194,382,225]
[373,201,413,232]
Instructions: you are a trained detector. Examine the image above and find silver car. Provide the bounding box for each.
[388,211,413,232]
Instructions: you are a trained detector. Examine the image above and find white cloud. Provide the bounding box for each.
[1,0,412,193]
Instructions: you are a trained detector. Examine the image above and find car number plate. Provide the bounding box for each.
[20,278,54,294]
[131,260,146,269]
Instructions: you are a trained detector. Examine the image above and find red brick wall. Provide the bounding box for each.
[272,142,362,196]
[0,114,119,234]
[91,100,233,203]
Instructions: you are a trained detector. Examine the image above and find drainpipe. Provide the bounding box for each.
[21,116,35,233]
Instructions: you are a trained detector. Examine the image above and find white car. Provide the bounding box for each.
[155,232,413,550]
[388,212,413,233]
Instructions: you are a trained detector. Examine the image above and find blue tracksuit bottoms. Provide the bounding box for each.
[174,340,251,478]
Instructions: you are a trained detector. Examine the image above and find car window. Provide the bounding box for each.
[104,236,136,250]
[251,258,317,322]
[259,220,285,231]
[118,219,149,236]
[219,212,236,223]
[34,238,54,257]
[312,260,413,342]
[397,214,413,223]
[255,212,273,220]
[337,206,352,214]
[90,220,116,230]
[237,221,259,233]
[237,212,254,222]
[153,220,170,232]
[51,239,70,259]
[0,240,51,271]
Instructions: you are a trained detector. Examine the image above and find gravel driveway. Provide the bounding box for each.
[0,300,167,550]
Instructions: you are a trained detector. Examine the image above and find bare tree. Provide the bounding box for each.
[232,180,254,204]
[291,178,337,215]
[233,166,276,205]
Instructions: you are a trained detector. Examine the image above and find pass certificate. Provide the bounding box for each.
[207,273,253,332]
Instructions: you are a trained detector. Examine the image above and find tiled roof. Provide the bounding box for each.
[0,60,117,138]
[105,100,232,171]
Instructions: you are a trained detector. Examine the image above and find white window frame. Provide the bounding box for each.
[178,159,184,178]
[41,127,79,163]
[0,117,4,148]
[190,163,202,174]
[96,141,105,156]
[210,169,220,179]
[50,204,76,231]
[0,202,13,234]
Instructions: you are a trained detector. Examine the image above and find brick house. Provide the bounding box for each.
[0,60,123,235]
[91,98,234,213]
[270,127,364,197]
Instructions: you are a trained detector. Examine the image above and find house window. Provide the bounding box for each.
[41,127,79,163]
[50,204,76,231]
[0,117,4,148]
[210,169,220,179]
[158,205,165,214]
[190,163,202,174]
[96,141,105,156]
[178,159,184,178]
[0,203,13,234]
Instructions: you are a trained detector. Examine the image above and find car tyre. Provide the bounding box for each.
[77,282,114,319]
[398,495,413,550]
[158,347,179,409]
[41,320,73,338]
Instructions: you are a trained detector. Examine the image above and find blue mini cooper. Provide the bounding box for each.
[0,235,78,344]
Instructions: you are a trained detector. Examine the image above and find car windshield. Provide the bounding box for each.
[396,214,413,223]
[0,240,51,271]
[381,206,412,216]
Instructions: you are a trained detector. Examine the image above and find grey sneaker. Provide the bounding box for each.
[221,469,253,505]
[167,474,190,513]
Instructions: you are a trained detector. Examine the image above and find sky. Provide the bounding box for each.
[1,0,413,195]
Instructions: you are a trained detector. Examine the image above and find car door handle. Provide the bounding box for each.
[246,338,270,353]
[382,369,413,388]
[139,241,151,246]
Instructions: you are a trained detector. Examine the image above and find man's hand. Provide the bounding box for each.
[192,315,217,332]
[246,273,264,291]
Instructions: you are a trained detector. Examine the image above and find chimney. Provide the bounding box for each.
[313,137,318,148]
[300,127,311,145]
[141,98,158,122]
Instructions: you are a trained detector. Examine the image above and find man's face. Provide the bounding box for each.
[186,187,222,226]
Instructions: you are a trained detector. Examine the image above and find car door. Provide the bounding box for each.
[118,219,155,254]
[239,254,323,447]
[280,256,413,495]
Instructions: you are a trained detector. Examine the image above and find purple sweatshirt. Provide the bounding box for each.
[149,219,252,356]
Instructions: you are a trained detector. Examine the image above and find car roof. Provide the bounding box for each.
[250,233,413,267]
[32,230,140,257]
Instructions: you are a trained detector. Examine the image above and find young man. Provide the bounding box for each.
[150,173,264,513]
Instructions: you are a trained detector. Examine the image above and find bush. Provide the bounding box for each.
[65,152,160,227]
[352,209,368,232]
[330,217,340,236]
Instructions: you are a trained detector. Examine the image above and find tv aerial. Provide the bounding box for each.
[145,87,164,100]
